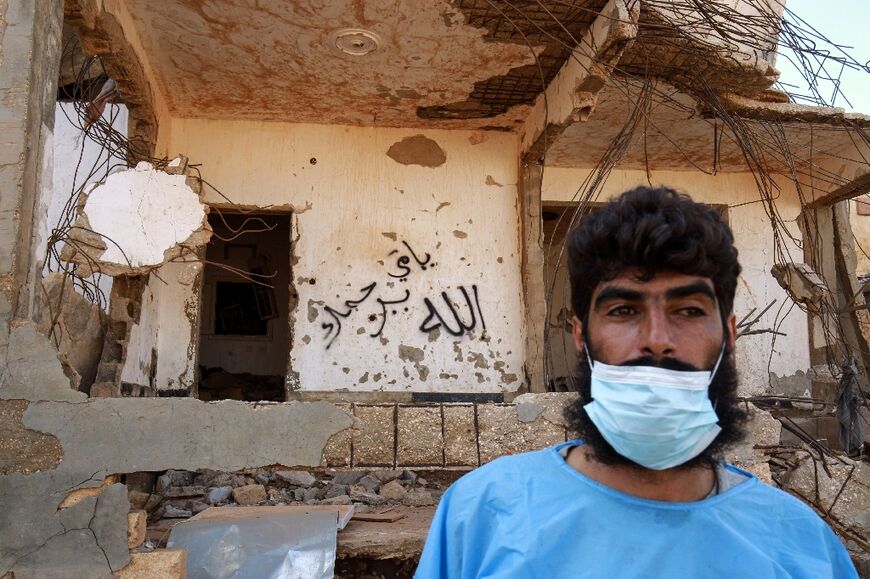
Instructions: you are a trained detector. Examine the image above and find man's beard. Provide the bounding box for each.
[563,353,747,470]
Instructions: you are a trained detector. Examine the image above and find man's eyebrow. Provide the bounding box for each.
[593,286,644,308]
[665,282,716,302]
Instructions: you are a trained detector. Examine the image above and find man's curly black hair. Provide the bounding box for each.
[567,186,741,325]
[563,185,746,468]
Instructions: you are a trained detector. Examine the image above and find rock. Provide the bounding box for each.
[357,474,381,493]
[232,484,267,506]
[417,477,428,487]
[193,469,219,487]
[379,480,407,500]
[303,487,322,502]
[725,404,780,484]
[128,490,162,512]
[293,488,305,502]
[372,469,402,483]
[158,470,194,491]
[127,510,147,548]
[163,505,192,518]
[322,494,352,506]
[190,500,209,515]
[209,472,248,488]
[326,484,349,499]
[115,549,187,579]
[155,474,172,495]
[400,470,418,485]
[162,485,207,498]
[255,472,274,485]
[350,490,386,506]
[403,490,435,507]
[276,470,317,487]
[267,487,287,503]
[331,471,365,485]
[206,486,233,504]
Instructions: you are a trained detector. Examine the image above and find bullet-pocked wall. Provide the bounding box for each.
[160,120,525,394]
[541,168,811,397]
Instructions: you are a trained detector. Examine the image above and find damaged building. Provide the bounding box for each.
[1,0,869,577]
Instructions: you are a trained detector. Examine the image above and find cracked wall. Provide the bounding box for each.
[159,120,526,395]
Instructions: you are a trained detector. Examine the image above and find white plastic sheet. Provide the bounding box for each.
[167,508,339,579]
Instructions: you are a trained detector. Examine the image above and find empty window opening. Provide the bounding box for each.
[198,212,290,402]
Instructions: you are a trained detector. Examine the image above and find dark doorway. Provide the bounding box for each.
[197,212,290,401]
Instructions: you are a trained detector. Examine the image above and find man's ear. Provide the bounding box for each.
[726,312,737,353]
[572,316,585,352]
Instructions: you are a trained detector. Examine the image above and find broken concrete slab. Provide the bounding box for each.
[35,273,108,391]
[60,161,210,277]
[0,471,130,578]
[781,453,870,534]
[0,321,85,401]
[21,399,353,473]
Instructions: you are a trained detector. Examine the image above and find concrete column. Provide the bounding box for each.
[520,161,546,393]
[0,0,63,361]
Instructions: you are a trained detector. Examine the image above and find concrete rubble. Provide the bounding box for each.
[135,466,446,537]
[779,451,870,572]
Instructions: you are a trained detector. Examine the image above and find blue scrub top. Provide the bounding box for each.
[415,441,857,578]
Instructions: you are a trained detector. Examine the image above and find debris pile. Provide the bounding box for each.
[770,447,870,573]
[128,467,450,548]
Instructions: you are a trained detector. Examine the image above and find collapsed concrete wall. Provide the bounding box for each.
[35,273,108,392]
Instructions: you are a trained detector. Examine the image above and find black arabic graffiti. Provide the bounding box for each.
[387,241,434,280]
[419,285,486,337]
[321,282,377,349]
[320,240,485,348]
[372,290,411,338]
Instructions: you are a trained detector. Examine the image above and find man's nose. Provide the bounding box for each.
[640,308,675,359]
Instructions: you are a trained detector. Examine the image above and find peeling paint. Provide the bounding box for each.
[386,135,447,168]
[467,352,491,369]
[398,345,425,363]
[485,175,503,187]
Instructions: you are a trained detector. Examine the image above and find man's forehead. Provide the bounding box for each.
[593,269,716,297]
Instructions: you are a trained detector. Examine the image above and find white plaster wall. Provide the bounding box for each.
[120,275,160,388]
[541,167,811,396]
[48,102,129,305]
[164,120,525,393]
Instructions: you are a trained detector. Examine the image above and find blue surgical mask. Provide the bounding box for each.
[583,346,725,470]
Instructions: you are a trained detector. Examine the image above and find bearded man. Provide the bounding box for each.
[415,186,857,578]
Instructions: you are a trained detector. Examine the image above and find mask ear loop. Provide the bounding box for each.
[584,347,595,372]
[709,341,727,409]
